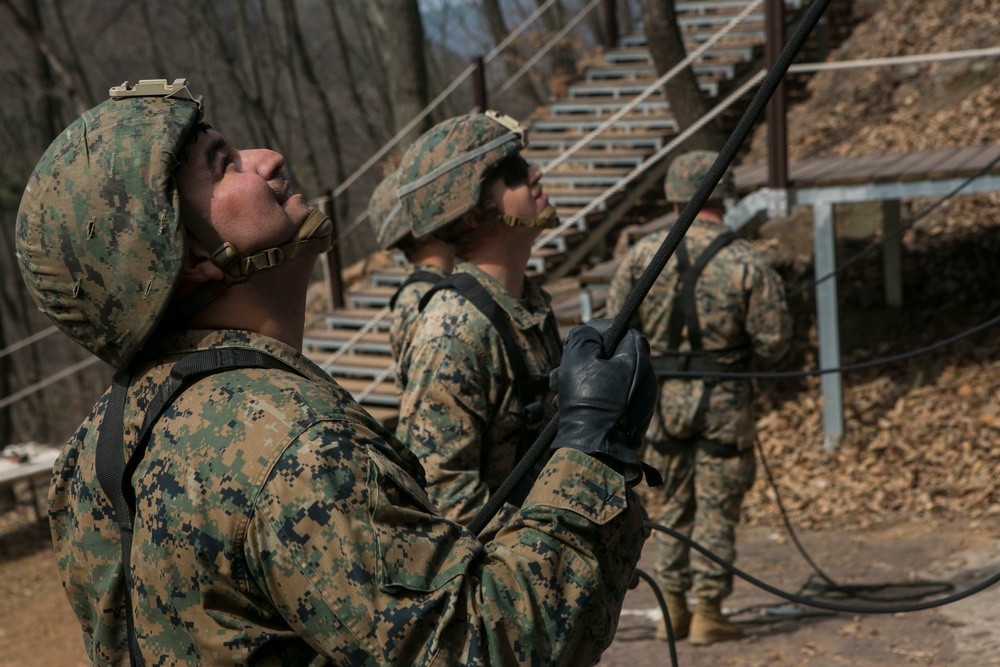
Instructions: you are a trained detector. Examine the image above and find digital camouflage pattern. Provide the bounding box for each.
[663,149,735,204]
[607,216,791,601]
[607,219,791,450]
[368,170,408,250]
[16,94,202,368]
[646,446,757,600]
[396,112,525,238]
[396,260,562,528]
[389,262,448,384]
[49,328,644,665]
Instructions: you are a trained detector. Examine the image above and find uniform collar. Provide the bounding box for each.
[454,260,551,331]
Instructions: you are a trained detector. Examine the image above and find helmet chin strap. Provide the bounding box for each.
[488,203,560,229]
[178,207,334,318]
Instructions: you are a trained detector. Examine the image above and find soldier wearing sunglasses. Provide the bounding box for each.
[395,112,563,534]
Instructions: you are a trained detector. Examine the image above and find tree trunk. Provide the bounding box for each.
[638,0,726,152]
[363,0,431,150]
[481,0,544,105]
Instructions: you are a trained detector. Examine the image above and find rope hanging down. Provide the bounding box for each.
[467,0,835,538]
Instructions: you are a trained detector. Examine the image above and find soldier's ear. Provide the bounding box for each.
[179,233,224,284]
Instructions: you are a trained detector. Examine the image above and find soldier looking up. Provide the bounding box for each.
[607,150,793,646]
[394,111,566,531]
[366,169,454,390]
[18,79,656,666]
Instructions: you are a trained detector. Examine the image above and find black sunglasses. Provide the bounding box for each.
[495,155,531,187]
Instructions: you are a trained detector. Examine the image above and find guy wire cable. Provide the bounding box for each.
[467,0,835,538]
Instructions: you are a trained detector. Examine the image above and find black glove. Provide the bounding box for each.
[549,319,661,486]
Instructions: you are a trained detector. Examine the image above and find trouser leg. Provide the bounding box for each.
[689,447,756,601]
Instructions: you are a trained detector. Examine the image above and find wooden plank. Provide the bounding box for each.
[788,155,845,184]
[892,146,965,181]
[934,144,1000,179]
[872,150,941,181]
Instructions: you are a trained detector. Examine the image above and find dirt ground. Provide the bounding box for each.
[1,483,997,667]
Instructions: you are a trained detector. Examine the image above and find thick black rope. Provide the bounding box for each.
[654,310,1000,380]
[645,520,1000,615]
[467,0,834,537]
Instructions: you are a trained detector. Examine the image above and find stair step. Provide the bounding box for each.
[533,113,678,134]
[547,183,623,201]
[368,266,409,287]
[531,130,669,152]
[549,99,669,116]
[312,352,395,379]
[303,329,392,355]
[533,225,587,252]
[347,286,396,309]
[568,79,718,99]
[527,147,650,169]
[324,307,391,331]
[542,166,633,187]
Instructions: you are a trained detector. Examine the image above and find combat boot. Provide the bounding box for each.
[655,592,691,641]
[689,598,743,646]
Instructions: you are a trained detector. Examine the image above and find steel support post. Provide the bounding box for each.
[882,199,903,307]
[813,199,843,450]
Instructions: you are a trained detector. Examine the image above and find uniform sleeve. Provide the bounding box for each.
[395,332,512,527]
[745,261,793,365]
[245,423,645,666]
[606,254,639,320]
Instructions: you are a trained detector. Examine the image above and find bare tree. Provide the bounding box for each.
[638,0,725,152]
[363,0,432,149]
[481,0,544,105]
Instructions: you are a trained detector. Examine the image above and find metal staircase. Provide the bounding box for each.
[303,0,858,428]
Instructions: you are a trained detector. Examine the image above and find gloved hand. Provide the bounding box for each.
[549,319,661,486]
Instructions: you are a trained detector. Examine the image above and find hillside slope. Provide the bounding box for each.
[738,0,1000,527]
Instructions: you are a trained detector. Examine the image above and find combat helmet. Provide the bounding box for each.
[368,170,408,250]
[664,150,735,204]
[16,78,332,369]
[396,110,556,238]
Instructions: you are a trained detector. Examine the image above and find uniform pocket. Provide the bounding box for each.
[367,450,481,594]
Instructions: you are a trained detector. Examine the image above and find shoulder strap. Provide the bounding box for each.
[419,273,547,441]
[660,231,736,437]
[666,232,736,354]
[95,348,301,667]
[389,269,444,310]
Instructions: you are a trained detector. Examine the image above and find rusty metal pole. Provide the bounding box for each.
[602,0,619,50]
[471,56,487,111]
[765,0,788,188]
[321,189,344,310]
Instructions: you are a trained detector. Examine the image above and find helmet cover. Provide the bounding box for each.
[664,150,735,204]
[396,110,527,238]
[367,170,408,250]
[16,81,202,368]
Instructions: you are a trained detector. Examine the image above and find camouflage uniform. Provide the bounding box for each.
[22,84,648,666]
[396,260,562,528]
[607,214,791,601]
[388,261,449,378]
[49,328,643,665]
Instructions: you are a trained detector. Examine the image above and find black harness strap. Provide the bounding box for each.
[658,232,747,443]
[95,348,301,667]
[419,273,553,453]
[389,269,444,310]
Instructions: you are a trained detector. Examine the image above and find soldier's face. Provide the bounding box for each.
[176,129,321,254]
[488,155,547,219]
